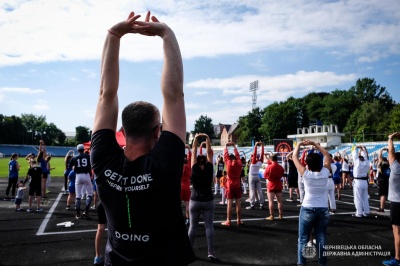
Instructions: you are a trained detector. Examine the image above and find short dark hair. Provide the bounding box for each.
[306,153,323,172]
[122,101,160,139]
[271,154,278,161]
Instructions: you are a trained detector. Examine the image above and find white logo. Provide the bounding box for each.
[302,243,317,258]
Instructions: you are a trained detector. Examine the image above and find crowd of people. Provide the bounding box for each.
[3,9,400,266]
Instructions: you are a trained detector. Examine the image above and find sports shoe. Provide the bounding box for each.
[185,218,190,226]
[378,208,385,212]
[219,201,225,205]
[66,206,71,210]
[352,214,362,218]
[3,197,11,201]
[15,208,24,212]
[90,206,96,210]
[36,208,43,212]
[82,211,89,218]
[76,214,81,219]
[329,210,336,215]
[208,251,218,261]
[382,258,400,266]
[94,256,104,265]
[246,206,255,210]
[26,208,32,213]
[286,198,293,202]
[259,205,264,210]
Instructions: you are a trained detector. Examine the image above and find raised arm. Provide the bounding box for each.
[203,135,213,163]
[92,12,150,133]
[191,134,200,168]
[293,142,306,176]
[388,132,400,164]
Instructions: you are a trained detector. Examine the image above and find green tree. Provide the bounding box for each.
[260,98,301,144]
[75,126,91,144]
[349,78,394,111]
[193,115,214,145]
[388,104,400,132]
[237,107,264,146]
[20,114,47,144]
[0,115,25,144]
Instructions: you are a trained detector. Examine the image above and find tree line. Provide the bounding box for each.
[0,113,91,146]
[193,77,400,146]
[1,77,399,147]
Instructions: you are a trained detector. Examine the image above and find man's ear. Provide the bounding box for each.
[121,127,125,137]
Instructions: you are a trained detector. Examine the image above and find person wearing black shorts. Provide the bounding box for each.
[94,202,107,265]
[25,160,43,212]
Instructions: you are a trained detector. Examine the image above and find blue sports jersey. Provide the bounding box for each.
[9,160,18,178]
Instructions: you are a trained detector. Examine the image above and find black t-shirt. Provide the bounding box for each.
[90,129,195,265]
[27,166,43,185]
[69,153,91,174]
[191,162,214,202]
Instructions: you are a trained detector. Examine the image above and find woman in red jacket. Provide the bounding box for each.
[264,153,285,220]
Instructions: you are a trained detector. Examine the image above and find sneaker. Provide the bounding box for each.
[245,198,251,202]
[36,208,43,212]
[329,210,336,215]
[26,208,32,212]
[185,218,190,226]
[382,258,400,266]
[94,256,104,265]
[286,198,293,202]
[246,206,255,210]
[90,206,96,210]
[82,211,89,218]
[352,214,362,218]
[219,201,224,205]
[66,206,71,210]
[208,251,218,261]
[3,197,11,201]
[378,208,385,212]
[75,214,81,219]
[297,203,302,207]
[15,208,24,212]
[259,205,264,210]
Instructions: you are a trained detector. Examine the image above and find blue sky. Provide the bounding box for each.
[1,0,399,134]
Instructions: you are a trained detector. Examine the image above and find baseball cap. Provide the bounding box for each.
[77,144,85,151]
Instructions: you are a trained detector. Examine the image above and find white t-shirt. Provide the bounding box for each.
[302,168,329,208]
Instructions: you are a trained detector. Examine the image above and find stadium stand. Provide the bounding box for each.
[0,144,77,157]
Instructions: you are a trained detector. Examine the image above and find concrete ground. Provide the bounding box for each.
[0,177,395,266]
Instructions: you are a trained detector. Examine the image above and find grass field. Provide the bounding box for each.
[0,157,66,179]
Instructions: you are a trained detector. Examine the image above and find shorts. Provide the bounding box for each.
[180,188,191,202]
[226,186,242,200]
[377,179,388,196]
[216,171,223,178]
[268,189,282,193]
[341,170,350,174]
[390,202,400,226]
[29,183,42,196]
[42,173,49,179]
[97,203,107,225]
[15,198,22,205]
[68,185,75,194]
[288,177,298,188]
[332,176,341,185]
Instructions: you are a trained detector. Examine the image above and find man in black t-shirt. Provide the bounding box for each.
[90,10,194,266]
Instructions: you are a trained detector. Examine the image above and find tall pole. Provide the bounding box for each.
[250,80,259,109]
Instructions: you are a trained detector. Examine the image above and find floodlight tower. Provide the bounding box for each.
[250,80,259,109]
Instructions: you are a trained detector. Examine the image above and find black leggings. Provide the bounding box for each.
[6,177,18,197]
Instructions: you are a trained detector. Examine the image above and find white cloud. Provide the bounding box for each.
[0,0,399,66]
[0,87,45,94]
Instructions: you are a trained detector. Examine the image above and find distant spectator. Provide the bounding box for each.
[14,180,27,211]
[4,153,20,201]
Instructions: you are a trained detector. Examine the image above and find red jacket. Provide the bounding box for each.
[224,147,242,188]
[264,161,284,191]
[181,150,191,191]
